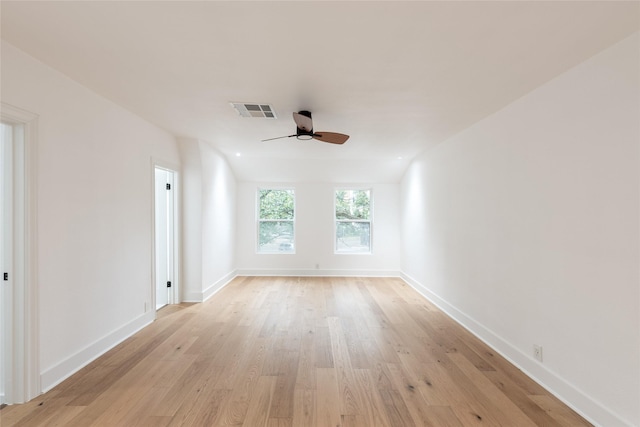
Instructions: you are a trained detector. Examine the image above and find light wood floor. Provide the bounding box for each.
[1,276,591,426]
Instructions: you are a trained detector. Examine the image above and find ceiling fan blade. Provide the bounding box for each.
[293,111,313,132]
[312,132,350,145]
[261,134,296,142]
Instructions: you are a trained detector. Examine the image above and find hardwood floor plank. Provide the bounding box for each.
[259,305,284,338]
[133,415,173,427]
[151,359,225,418]
[152,353,199,389]
[64,356,183,427]
[369,326,403,364]
[296,328,318,389]
[482,369,564,426]
[421,406,464,427]
[340,317,371,369]
[314,326,334,369]
[430,355,508,426]
[352,369,392,427]
[316,368,341,427]
[292,388,316,427]
[378,388,417,427]
[367,359,395,391]
[241,376,276,427]
[365,284,407,325]
[9,394,75,427]
[269,351,300,418]
[0,392,62,425]
[178,388,230,426]
[529,395,594,426]
[267,417,292,427]
[116,386,170,426]
[160,381,226,426]
[72,356,185,427]
[328,317,366,417]
[223,337,269,407]
[411,360,462,406]
[395,347,505,426]
[34,406,87,427]
[386,362,440,427]
[0,277,593,427]
[211,325,257,390]
[447,352,538,426]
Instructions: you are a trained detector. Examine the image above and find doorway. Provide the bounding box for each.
[1,121,13,405]
[0,103,39,405]
[154,166,177,311]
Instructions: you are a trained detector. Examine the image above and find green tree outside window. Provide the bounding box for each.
[335,189,371,253]
[258,189,295,253]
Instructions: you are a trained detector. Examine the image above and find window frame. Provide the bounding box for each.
[256,187,296,254]
[334,187,373,254]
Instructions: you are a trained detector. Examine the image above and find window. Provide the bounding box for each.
[257,188,295,253]
[335,189,371,253]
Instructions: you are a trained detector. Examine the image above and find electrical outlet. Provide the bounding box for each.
[533,344,543,362]
[315,263,320,269]
[144,302,148,313]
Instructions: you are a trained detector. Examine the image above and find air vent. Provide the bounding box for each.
[230,102,277,118]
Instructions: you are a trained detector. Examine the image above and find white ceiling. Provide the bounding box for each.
[1,1,638,182]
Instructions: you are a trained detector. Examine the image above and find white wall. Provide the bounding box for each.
[1,41,181,391]
[179,139,203,300]
[179,139,236,302]
[236,182,401,275]
[400,33,639,426]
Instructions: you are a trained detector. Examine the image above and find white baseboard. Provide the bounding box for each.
[182,270,238,303]
[182,269,401,301]
[182,291,203,302]
[202,270,237,302]
[400,272,632,427]
[40,311,155,393]
[236,268,401,278]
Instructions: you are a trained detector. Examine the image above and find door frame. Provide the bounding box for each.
[1,102,39,404]
[151,160,180,315]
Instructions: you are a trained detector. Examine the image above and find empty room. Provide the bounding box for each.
[1,1,638,426]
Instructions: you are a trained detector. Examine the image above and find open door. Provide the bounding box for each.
[0,103,39,405]
[154,167,175,310]
[1,122,13,405]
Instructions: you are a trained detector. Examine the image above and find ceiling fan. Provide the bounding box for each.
[262,110,349,145]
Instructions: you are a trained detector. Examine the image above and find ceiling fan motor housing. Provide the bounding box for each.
[296,110,314,139]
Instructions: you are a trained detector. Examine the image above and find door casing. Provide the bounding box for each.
[1,103,39,404]
[152,161,180,314]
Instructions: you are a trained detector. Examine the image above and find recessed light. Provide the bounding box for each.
[235,152,241,157]
[397,156,403,160]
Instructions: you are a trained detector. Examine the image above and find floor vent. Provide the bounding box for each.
[230,102,277,118]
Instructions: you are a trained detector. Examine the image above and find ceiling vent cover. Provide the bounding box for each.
[230,102,277,118]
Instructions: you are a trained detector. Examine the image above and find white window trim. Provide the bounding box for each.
[256,187,296,254]
[334,187,373,255]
